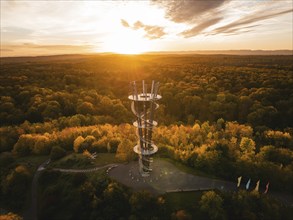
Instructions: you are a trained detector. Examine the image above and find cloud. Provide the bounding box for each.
[0,49,14,52]
[121,19,130,28]
[143,25,166,40]
[133,21,144,30]
[213,9,293,35]
[121,19,166,40]
[134,21,166,39]
[153,0,228,23]
[1,43,96,57]
[31,44,95,50]
[212,25,260,36]
[154,0,292,37]
[1,26,34,42]
[180,17,223,37]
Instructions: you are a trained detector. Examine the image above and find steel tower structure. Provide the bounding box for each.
[129,80,161,177]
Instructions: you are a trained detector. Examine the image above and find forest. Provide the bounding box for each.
[0,54,292,219]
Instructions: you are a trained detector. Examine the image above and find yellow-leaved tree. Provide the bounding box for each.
[115,139,136,162]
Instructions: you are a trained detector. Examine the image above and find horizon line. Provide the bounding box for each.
[1,49,292,58]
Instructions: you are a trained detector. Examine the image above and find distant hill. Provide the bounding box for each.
[144,50,293,55]
[1,50,292,64]
[0,54,89,64]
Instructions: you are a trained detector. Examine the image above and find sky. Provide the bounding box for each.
[1,0,292,56]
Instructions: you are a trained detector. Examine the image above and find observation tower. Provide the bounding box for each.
[129,80,161,177]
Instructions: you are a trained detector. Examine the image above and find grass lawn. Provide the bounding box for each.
[93,153,119,166]
[158,157,218,179]
[15,155,49,171]
[164,191,207,218]
[49,153,119,169]
[164,191,202,210]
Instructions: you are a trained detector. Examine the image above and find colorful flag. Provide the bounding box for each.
[246,179,251,190]
[237,176,242,187]
[254,180,260,192]
[264,182,270,194]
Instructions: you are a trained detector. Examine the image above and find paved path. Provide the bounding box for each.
[108,159,237,194]
[24,158,293,220]
[109,159,293,206]
[52,164,118,173]
[23,159,50,220]
[23,162,118,220]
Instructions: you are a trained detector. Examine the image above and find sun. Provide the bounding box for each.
[103,29,150,54]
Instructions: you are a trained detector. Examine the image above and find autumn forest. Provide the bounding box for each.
[0,54,292,219]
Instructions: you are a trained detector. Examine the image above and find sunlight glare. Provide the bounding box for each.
[103,30,150,54]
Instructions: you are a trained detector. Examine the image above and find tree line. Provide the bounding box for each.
[1,120,292,199]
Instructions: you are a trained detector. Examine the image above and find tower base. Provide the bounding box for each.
[134,144,158,177]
